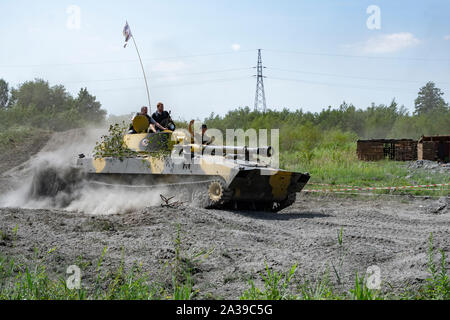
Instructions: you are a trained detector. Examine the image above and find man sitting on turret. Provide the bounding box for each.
[129,106,166,133]
[188,120,214,145]
[151,102,172,132]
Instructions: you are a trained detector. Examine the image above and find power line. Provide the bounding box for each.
[43,65,446,89]
[0,50,256,69]
[264,49,450,62]
[62,74,418,95]
[156,67,252,77]
[4,66,434,95]
[269,67,449,85]
[13,65,445,88]
[269,76,418,93]
[3,45,446,96]
[92,76,252,93]
[2,47,449,70]
[61,67,252,85]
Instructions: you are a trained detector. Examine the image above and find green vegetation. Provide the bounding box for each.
[0,126,36,149]
[207,115,449,195]
[240,263,298,300]
[166,225,195,300]
[284,142,450,196]
[239,232,448,300]
[203,82,450,195]
[0,225,201,300]
[423,233,449,300]
[93,121,175,160]
[415,82,448,116]
[0,251,163,300]
[1,231,447,300]
[240,265,380,300]
[0,78,106,133]
[205,82,450,140]
[0,79,8,109]
[93,122,138,160]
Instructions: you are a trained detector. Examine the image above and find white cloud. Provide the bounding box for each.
[231,43,241,51]
[444,35,450,41]
[353,32,420,54]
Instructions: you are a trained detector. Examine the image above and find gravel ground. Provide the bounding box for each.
[0,130,449,299]
[407,160,450,174]
[0,194,448,298]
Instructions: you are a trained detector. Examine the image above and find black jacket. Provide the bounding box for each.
[152,111,170,124]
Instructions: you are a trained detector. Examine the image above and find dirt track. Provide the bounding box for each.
[0,194,449,298]
[0,130,449,298]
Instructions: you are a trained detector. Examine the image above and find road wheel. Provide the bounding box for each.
[191,179,231,209]
[29,166,83,207]
[30,167,67,198]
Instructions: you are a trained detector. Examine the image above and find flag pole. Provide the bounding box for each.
[131,34,151,111]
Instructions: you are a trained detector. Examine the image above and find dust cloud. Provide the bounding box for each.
[0,128,166,214]
[65,184,167,215]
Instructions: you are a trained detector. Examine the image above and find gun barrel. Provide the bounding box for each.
[202,146,273,158]
[247,146,273,157]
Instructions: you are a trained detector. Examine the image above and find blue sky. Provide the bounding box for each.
[0,0,449,120]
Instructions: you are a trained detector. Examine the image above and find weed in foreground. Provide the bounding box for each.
[168,224,196,300]
[331,227,347,287]
[348,272,380,300]
[297,271,338,300]
[424,233,449,300]
[240,262,298,300]
[0,233,448,300]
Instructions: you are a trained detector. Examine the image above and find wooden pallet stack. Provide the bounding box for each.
[394,140,417,161]
[357,136,449,163]
[418,135,450,162]
[357,140,385,161]
[357,139,417,161]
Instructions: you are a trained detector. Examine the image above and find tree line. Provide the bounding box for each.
[1,78,448,143]
[0,78,106,131]
[205,81,450,141]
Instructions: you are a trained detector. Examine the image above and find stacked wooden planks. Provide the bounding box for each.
[394,140,417,161]
[357,139,417,161]
[418,135,450,162]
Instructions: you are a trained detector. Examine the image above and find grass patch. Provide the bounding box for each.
[0,232,448,300]
[0,225,203,300]
[423,233,449,299]
[0,126,37,149]
[240,262,297,300]
[282,143,450,197]
[239,232,448,300]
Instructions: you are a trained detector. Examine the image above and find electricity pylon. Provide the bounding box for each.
[253,49,267,113]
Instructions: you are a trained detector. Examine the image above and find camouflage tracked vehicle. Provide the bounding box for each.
[76,116,310,211]
[32,116,310,211]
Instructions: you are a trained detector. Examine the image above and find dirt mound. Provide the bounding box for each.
[420,196,449,215]
[0,130,52,176]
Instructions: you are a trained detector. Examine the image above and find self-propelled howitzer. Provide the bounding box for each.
[73,129,310,211]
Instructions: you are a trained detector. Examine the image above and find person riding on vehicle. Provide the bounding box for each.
[129,106,166,133]
[152,102,174,132]
[188,120,214,145]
